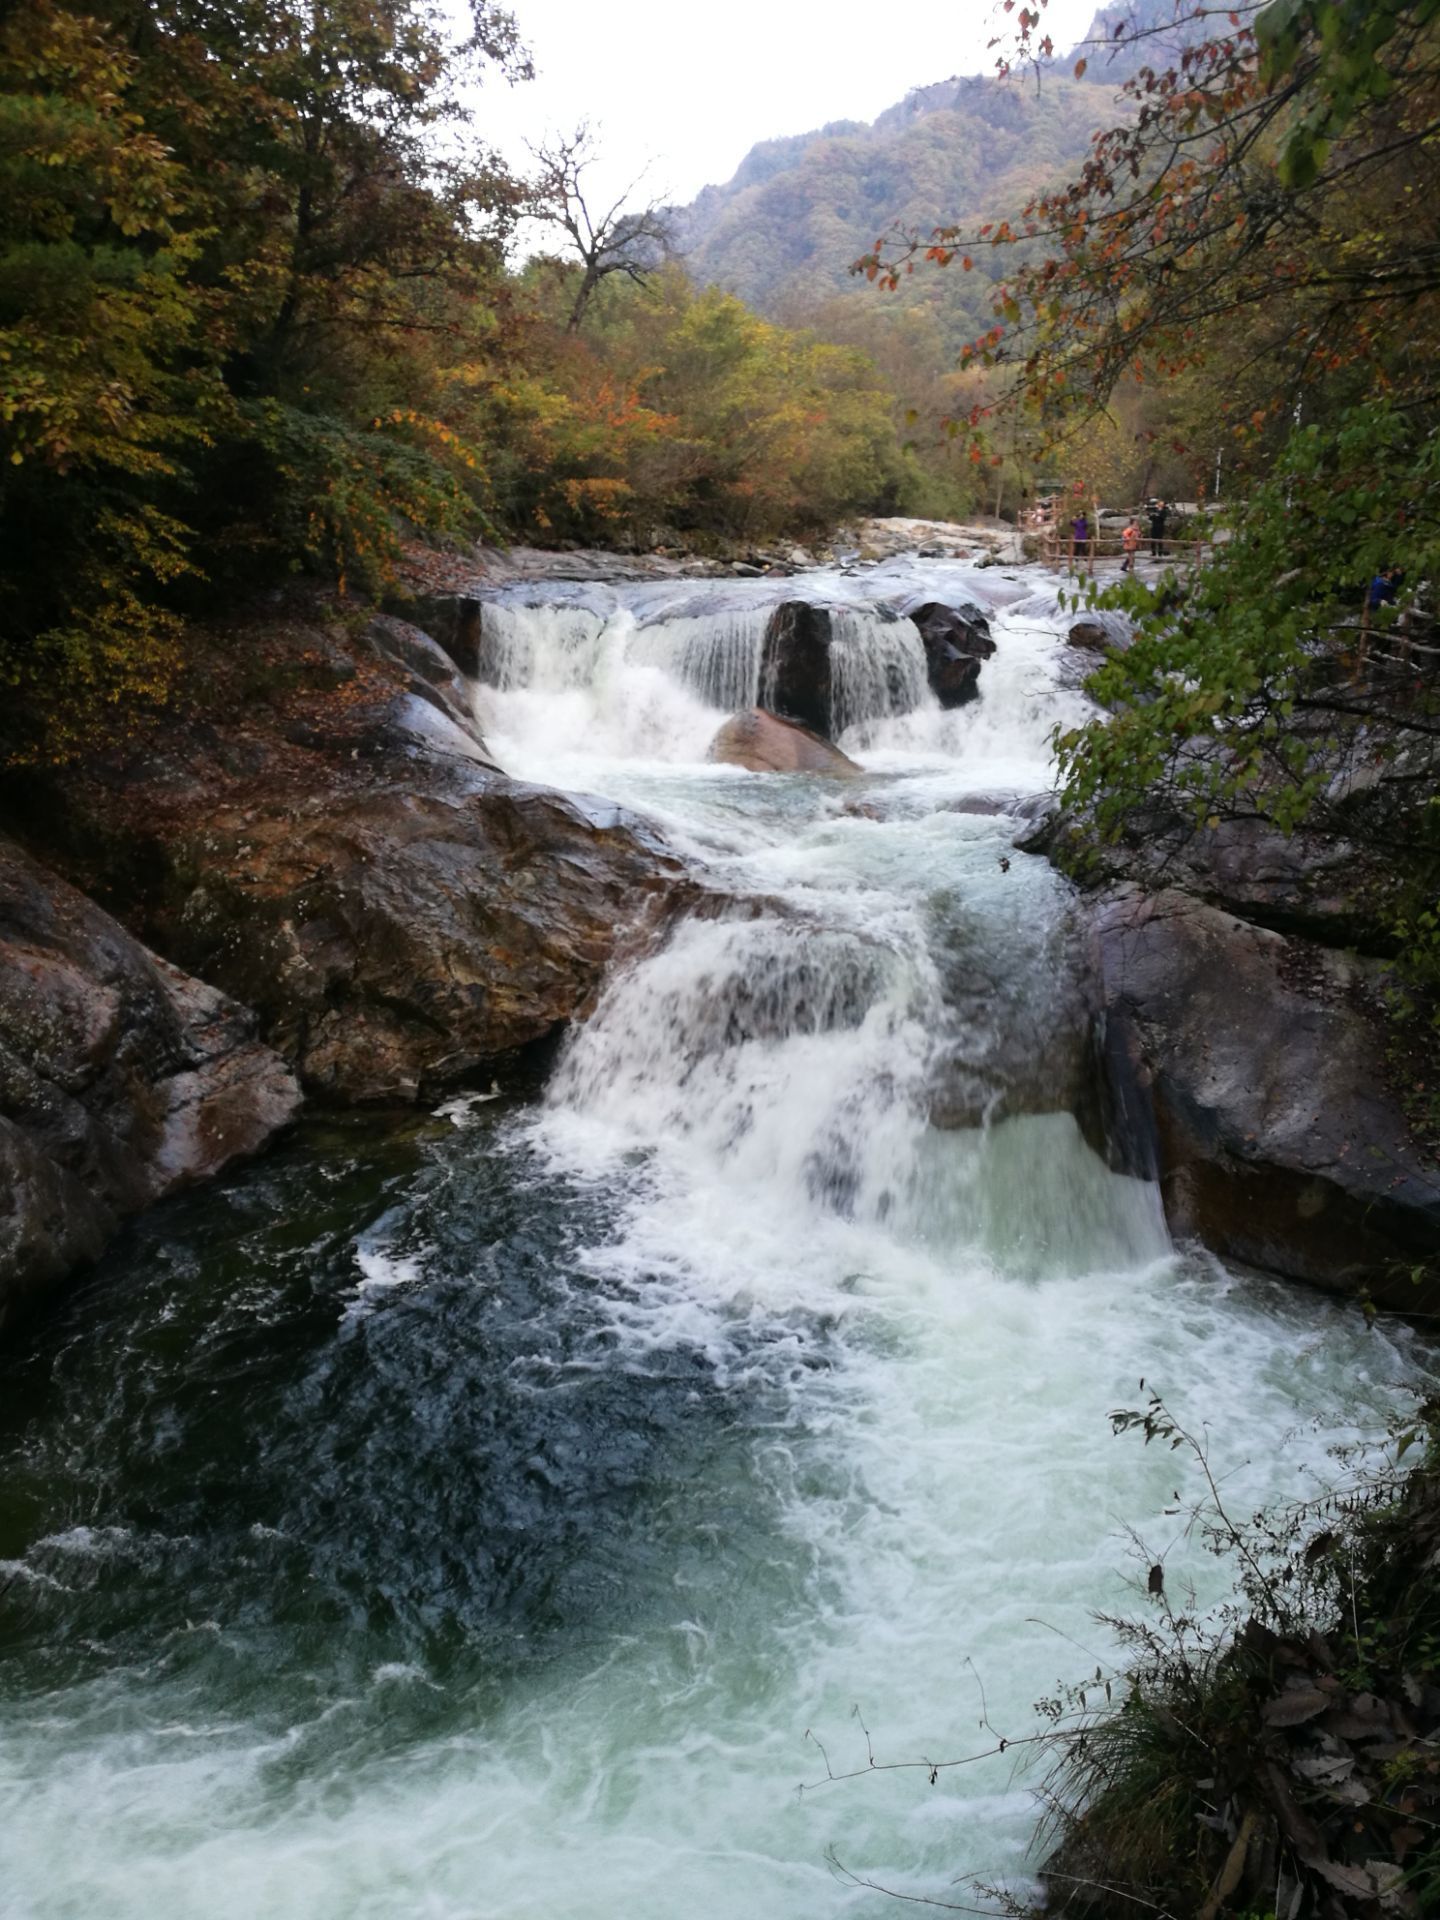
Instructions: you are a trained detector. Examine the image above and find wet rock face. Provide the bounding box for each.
[707,709,863,778]
[0,835,301,1336]
[906,601,995,709]
[1090,887,1440,1311]
[760,602,834,735]
[162,772,690,1102]
[1068,620,1110,650]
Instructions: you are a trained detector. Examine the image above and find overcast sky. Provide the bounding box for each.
[471,0,1104,211]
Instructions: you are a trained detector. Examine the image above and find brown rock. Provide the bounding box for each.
[707,709,863,778]
[1068,620,1111,649]
[161,775,689,1101]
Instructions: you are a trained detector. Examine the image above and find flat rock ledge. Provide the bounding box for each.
[0,834,301,1335]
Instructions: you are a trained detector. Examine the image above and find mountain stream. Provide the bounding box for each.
[0,561,1426,1919]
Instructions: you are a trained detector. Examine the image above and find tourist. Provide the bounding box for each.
[1148,499,1168,559]
[1121,518,1140,572]
[1367,565,1399,612]
[1071,508,1090,563]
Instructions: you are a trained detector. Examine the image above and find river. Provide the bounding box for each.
[0,560,1425,1918]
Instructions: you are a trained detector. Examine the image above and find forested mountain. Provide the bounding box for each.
[673,0,1194,340]
[674,77,1106,340]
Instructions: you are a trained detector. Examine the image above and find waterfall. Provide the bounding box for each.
[476,593,934,766]
[1,560,1421,1920]
[631,608,771,711]
[478,601,610,691]
[827,608,933,739]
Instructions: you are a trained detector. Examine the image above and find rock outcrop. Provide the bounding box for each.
[10,598,692,1108]
[759,601,836,736]
[707,708,863,777]
[905,599,995,708]
[0,834,301,1334]
[1090,886,1440,1311]
[163,773,688,1101]
[361,613,494,751]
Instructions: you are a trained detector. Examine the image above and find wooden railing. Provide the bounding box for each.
[1029,524,1211,570]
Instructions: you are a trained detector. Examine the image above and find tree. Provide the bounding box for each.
[858,0,1440,995]
[0,0,531,757]
[0,1,213,751]
[526,126,674,332]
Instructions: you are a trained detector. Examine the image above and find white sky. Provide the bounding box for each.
[471,0,1103,210]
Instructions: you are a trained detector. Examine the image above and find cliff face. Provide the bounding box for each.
[0,834,301,1336]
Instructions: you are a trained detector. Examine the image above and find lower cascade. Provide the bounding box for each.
[0,557,1427,1920]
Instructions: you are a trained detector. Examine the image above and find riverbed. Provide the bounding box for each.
[0,561,1424,1919]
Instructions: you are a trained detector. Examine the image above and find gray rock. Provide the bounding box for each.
[0,835,301,1336]
[380,593,485,676]
[1090,887,1440,1309]
[361,614,495,752]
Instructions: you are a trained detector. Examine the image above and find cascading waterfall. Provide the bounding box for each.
[632,609,772,712]
[477,600,610,691]
[826,606,933,739]
[0,557,1428,1920]
[476,585,938,773]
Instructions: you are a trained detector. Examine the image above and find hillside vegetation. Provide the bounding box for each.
[677,74,1113,344]
[0,0,996,767]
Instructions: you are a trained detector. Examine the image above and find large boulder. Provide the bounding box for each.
[153,772,689,1102]
[760,601,835,735]
[0,835,301,1336]
[906,601,995,709]
[8,599,693,1108]
[707,709,863,778]
[1091,887,1440,1311]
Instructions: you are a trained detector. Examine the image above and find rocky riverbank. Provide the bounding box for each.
[4,554,1437,1337]
[1015,791,1440,1318]
[0,589,694,1330]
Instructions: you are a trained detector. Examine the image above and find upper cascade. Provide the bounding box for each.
[471,578,967,760]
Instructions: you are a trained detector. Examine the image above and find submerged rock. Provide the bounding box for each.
[1090,887,1440,1311]
[0,834,301,1335]
[926,902,1096,1129]
[707,709,863,777]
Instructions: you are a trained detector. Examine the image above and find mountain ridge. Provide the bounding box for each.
[672,0,1193,330]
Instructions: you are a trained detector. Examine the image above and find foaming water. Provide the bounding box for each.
[0,564,1428,1920]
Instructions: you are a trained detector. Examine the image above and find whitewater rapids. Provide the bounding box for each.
[0,558,1425,1919]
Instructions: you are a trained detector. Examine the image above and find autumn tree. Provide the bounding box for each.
[862,0,1440,987]
[0,0,530,756]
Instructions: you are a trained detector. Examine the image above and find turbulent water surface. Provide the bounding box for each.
[0,561,1426,1919]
